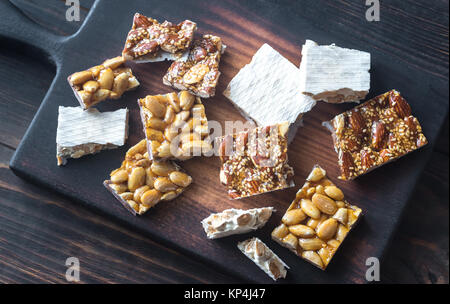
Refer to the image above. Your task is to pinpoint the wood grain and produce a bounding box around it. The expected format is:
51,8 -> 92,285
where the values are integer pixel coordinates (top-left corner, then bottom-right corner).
0,0 -> 447,283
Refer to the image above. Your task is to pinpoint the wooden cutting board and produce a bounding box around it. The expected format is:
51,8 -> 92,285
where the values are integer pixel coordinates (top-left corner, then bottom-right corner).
2,0 -> 448,283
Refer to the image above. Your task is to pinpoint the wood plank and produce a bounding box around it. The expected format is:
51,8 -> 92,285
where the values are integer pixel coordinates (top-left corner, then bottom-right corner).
381,151 -> 449,283
0,145 -> 241,283
0,0 -> 447,283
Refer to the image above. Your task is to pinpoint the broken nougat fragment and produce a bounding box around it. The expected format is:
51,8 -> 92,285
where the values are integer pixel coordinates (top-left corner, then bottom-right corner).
103,139 -> 192,215
322,90 -> 428,180
67,56 -> 140,109
163,35 -> 224,98
223,43 -> 316,142
271,165 -> 362,270
137,91 -> 212,161
299,40 -> 371,103
216,121 -> 294,199
56,106 -> 128,166
238,237 -> 289,281
201,207 -> 274,239
122,13 -> 197,62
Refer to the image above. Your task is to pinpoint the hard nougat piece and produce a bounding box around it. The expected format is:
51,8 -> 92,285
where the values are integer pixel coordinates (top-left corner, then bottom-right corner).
67,56 -> 140,109
223,43 -> 316,142
122,13 -> 197,62
299,40 -> 371,103
238,238 -> 289,281
323,90 -> 428,180
163,35 -> 224,98
271,165 -> 362,270
104,139 -> 192,215
201,207 -> 274,239
138,91 -> 212,161
217,122 -> 294,199
56,107 -> 128,166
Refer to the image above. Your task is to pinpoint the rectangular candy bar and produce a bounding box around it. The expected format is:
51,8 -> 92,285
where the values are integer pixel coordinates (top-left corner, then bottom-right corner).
299,40 -> 371,103
223,43 -> 316,142
201,207 -> 274,239
163,35 -> 224,98
137,91 -> 212,161
103,139 -> 192,215
238,237 -> 289,281
56,106 -> 128,166
271,165 -> 362,270
67,56 -> 140,109
122,13 -> 197,63
216,122 -> 295,199
323,90 -> 428,180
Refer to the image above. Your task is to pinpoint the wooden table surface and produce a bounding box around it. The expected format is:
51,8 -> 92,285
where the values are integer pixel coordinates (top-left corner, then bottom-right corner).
0,0 -> 448,283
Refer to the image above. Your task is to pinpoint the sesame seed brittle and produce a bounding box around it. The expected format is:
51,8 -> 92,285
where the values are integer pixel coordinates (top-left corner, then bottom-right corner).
122,13 -> 197,62
217,122 -> 295,200
323,90 -> 428,180
163,35 -> 224,98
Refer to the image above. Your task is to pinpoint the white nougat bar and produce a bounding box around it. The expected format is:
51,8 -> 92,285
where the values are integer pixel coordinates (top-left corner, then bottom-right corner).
56,106 -> 128,166
299,40 -> 371,103
223,43 -> 316,142
238,237 -> 289,281
201,207 -> 273,239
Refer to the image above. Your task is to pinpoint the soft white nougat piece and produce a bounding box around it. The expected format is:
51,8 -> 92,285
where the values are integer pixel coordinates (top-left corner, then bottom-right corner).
223,43 -> 316,142
238,238 -> 289,281
299,40 -> 371,103
56,106 -> 129,166
201,207 -> 273,239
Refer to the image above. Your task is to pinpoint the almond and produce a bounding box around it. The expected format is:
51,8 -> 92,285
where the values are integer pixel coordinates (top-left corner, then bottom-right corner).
371,121 -> 386,150
379,149 -> 392,162
389,91 -> 411,118
348,109 -> 365,134
360,149 -> 374,169
340,151 -> 354,180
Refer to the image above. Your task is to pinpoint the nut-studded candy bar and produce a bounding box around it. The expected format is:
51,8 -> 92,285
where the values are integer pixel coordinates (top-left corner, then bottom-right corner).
217,122 -> 294,199
238,238 -> 289,281
163,35 -> 224,98
104,139 -> 192,215
201,207 -> 274,239
138,91 -> 212,161
271,165 -> 362,270
323,90 -> 428,180
68,56 -> 140,109
122,13 -> 197,62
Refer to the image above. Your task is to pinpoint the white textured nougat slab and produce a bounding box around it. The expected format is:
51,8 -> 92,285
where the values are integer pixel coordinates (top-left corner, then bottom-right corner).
299,40 -> 371,103
223,43 -> 316,141
201,207 -> 273,239
56,106 -> 128,165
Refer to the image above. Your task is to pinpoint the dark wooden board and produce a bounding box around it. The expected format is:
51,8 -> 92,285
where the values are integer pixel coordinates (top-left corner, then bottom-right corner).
2,0 -> 448,283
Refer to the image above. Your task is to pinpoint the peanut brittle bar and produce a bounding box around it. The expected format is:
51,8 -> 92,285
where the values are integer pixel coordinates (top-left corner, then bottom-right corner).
104,139 -> 192,215
163,35 -> 224,98
67,56 -> 140,109
217,122 -> 294,199
323,90 -> 428,180
238,237 -> 289,281
138,91 -> 212,161
201,207 -> 274,239
271,165 -> 362,270
122,13 -> 196,62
